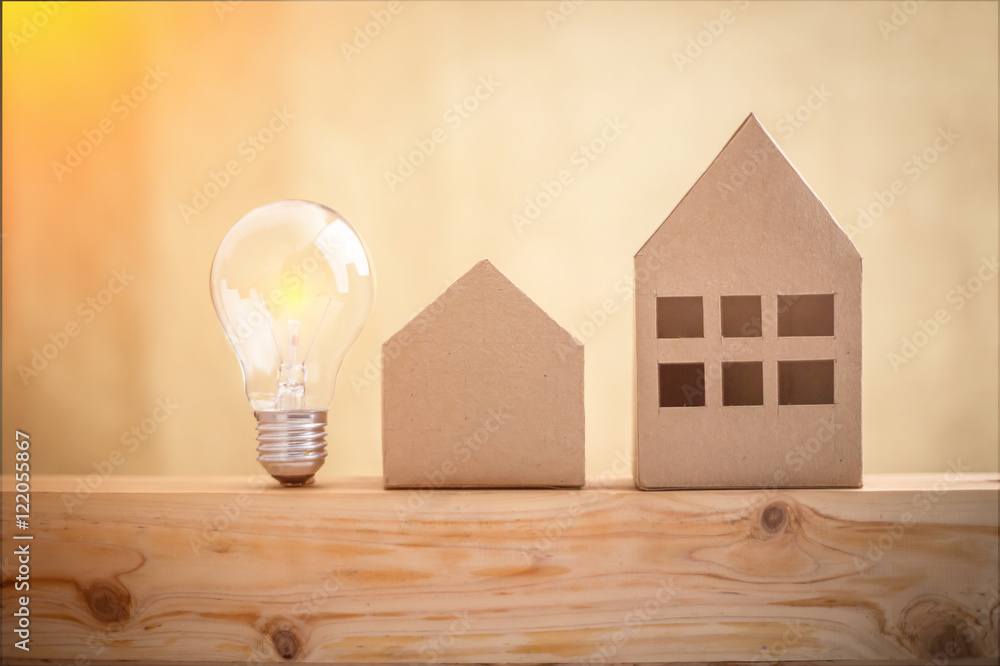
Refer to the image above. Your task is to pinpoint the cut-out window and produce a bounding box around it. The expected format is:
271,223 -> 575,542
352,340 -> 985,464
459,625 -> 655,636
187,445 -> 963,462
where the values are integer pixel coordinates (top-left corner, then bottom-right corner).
778,360 -> 834,405
722,361 -> 764,406
721,296 -> 762,337
777,294 -> 834,337
658,363 -> 705,407
656,297 -> 703,339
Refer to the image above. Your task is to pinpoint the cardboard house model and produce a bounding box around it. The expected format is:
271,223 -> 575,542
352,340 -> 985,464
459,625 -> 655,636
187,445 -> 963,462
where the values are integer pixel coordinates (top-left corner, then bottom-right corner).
634,113 -> 862,489
382,260 -> 584,488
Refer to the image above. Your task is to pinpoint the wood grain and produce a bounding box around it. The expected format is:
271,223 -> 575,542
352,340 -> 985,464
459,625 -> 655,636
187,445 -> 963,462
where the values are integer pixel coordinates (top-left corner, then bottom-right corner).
1,474 -> 997,664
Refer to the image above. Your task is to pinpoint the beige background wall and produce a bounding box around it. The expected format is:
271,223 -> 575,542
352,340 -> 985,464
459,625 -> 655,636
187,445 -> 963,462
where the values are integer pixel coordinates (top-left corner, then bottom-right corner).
3,1 -> 997,480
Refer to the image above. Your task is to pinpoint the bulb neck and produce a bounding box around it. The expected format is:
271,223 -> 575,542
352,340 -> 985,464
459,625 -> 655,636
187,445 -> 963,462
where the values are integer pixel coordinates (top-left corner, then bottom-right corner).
255,410 -> 328,486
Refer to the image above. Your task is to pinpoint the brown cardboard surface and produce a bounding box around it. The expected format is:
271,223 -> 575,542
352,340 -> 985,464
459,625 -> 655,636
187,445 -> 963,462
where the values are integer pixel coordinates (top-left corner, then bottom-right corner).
634,113 -> 862,489
382,260 -> 585,488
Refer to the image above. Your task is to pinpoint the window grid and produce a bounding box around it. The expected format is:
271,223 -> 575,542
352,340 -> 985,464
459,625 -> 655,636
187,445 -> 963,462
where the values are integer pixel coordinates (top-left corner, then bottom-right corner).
656,294 -> 835,407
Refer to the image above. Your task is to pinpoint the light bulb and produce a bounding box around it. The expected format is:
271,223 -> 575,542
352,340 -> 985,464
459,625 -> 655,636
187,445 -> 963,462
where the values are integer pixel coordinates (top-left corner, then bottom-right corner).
210,200 -> 375,486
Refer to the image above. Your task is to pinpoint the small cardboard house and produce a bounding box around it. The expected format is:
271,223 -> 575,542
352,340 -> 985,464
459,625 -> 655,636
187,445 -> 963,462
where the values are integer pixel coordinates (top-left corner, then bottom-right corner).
634,113 -> 862,489
382,260 -> 584,488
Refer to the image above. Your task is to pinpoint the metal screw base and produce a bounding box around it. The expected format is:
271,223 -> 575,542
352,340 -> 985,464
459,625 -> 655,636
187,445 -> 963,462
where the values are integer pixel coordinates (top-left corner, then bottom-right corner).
255,410 -> 328,487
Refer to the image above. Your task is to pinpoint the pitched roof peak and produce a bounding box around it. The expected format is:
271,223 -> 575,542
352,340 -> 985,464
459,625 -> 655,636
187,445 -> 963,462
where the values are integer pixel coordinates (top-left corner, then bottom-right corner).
635,112 -> 859,260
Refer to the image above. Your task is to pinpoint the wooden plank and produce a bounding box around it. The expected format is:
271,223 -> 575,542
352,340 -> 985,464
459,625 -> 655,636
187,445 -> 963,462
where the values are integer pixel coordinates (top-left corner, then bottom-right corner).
1,474 -> 997,664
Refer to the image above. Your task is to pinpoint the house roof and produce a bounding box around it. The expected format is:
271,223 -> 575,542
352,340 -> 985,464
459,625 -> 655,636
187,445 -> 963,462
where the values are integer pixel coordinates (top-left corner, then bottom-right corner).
386,259 -> 581,348
636,113 -> 859,261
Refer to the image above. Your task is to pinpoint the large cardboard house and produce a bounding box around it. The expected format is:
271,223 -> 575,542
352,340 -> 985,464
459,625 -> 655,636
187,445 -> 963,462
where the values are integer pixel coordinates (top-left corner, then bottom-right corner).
634,113 -> 862,489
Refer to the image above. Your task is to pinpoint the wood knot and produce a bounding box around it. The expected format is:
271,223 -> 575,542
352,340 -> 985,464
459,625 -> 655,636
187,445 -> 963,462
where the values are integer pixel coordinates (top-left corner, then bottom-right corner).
759,502 -> 788,535
928,625 -> 973,659
899,596 -> 989,659
84,581 -> 131,624
273,629 -> 300,660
